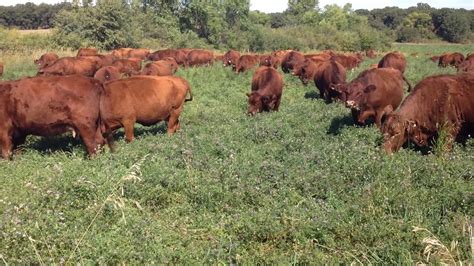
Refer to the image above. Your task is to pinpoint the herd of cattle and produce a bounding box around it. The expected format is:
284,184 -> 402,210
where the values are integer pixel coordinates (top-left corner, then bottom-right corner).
0,47 -> 473,159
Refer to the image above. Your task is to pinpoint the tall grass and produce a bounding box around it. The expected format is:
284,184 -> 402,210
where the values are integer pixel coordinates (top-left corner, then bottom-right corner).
0,43 -> 472,264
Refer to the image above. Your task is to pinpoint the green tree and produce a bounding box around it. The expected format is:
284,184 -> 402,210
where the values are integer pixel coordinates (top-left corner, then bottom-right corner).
287,0 -> 318,15
433,8 -> 470,42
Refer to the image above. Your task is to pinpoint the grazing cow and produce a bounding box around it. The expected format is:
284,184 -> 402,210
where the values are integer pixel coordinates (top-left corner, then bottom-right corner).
77,47 -> 98,57
281,51 -> 305,73
185,49 -> 214,67
0,75 -> 104,159
378,52 -> 407,73
438,52 -> 465,68
34,52 -> 59,69
111,58 -> 142,76
223,50 -> 240,67
235,55 -> 259,73
292,59 -> 323,86
148,49 -> 187,65
94,66 -> 121,83
331,68 -> 411,127
81,54 -> 115,69
457,55 -> 474,73
141,61 -> 174,76
366,50 -> 377,59
314,59 -> 347,103
247,66 -> 284,115
259,55 -> 280,69
382,73 -> 474,154
38,57 -> 99,77
100,76 -> 193,149
430,55 -> 440,62
331,54 -> 361,70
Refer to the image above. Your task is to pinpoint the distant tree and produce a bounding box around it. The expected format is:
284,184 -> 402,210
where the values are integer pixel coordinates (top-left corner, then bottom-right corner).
287,0 -> 318,15
432,8 -> 470,42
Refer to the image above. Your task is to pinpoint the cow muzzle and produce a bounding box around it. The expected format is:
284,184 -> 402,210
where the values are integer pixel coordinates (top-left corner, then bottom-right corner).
346,100 -> 358,109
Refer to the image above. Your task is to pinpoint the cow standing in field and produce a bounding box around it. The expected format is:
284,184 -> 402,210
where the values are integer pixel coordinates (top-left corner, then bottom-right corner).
378,52 -> 407,74
314,59 -> 347,103
330,68 -> 411,127
34,52 -> 59,69
77,47 -> 98,57
382,73 -> 474,154
0,75 -> 104,159
281,51 -> 305,73
100,76 -> 193,150
292,59 -> 324,86
247,66 -> 284,115
37,57 -> 99,77
223,50 -> 240,67
235,55 -> 260,73
438,52 -> 465,68
185,49 -> 214,67
148,49 -> 187,65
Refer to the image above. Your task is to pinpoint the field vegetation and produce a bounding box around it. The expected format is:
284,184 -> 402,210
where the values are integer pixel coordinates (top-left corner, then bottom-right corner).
0,43 -> 472,263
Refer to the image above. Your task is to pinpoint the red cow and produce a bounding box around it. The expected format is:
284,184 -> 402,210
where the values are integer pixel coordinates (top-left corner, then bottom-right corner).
378,52 -> 407,73
246,66 -> 284,115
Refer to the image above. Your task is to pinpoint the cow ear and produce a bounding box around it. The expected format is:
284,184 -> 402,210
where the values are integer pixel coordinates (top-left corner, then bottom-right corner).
364,84 -> 376,93
380,105 -> 393,125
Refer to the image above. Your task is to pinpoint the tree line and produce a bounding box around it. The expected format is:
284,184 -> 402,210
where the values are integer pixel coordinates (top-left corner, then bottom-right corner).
0,0 -> 472,51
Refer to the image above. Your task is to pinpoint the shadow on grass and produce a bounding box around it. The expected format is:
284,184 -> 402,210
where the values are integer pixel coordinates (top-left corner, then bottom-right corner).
24,123 -> 168,156
327,115 -> 355,135
304,91 -> 320,100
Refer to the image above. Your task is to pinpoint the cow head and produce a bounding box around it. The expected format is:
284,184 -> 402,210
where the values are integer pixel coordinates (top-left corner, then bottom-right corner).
246,92 -> 278,115
329,83 -> 348,102
381,110 -> 407,154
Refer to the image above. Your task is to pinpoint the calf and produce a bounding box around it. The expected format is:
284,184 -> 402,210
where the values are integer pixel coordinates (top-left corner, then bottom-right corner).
247,66 -> 284,115
100,76 -> 193,149
0,75 -> 104,159
382,73 -> 474,154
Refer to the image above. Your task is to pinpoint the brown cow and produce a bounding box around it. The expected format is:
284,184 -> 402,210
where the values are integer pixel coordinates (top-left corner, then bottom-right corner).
185,49 -> 214,67
100,76 -> 193,149
281,51 -> 305,73
111,48 -> 133,59
161,57 -> 179,73
0,75 -> 104,159
94,66 -> 121,83
235,55 -> 259,73
81,54 -> 115,69
38,57 -> 99,77
141,61 -> 174,76
259,55 -> 280,69
247,66 -> 284,115
457,55 -> 474,72
430,55 -> 440,62
223,50 -> 240,67
292,59 -> 323,86
34,52 -> 59,69
129,49 -> 150,60
148,49 -> 187,65
111,58 -> 142,76
331,68 -> 411,127
77,47 -> 98,57
365,50 -> 377,59
438,52 -> 465,68
314,59 -> 347,103
382,73 -> 474,154
331,54 -> 361,70
377,52 -> 407,73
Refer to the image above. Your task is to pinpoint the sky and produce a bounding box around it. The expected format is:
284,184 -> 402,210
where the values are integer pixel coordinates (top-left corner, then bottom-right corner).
1,0 -> 473,10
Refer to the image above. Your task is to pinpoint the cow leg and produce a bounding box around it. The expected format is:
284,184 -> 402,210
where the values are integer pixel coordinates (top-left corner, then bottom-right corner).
273,96 -> 282,111
375,110 -> 386,129
167,107 -> 183,134
75,125 -> 99,157
0,134 -> 13,160
12,133 -> 26,154
123,118 -> 136,142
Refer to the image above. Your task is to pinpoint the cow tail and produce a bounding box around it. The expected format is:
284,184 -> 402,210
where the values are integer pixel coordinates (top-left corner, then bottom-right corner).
402,75 -> 412,92
185,81 -> 193,102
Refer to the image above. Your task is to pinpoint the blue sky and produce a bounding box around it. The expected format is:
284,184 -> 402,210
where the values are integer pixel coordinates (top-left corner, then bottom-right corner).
2,0 -> 473,10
